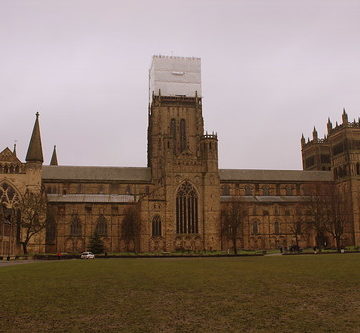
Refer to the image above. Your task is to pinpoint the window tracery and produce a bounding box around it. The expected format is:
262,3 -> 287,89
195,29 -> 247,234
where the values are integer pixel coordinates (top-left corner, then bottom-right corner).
176,181 -> 198,234
0,182 -> 20,208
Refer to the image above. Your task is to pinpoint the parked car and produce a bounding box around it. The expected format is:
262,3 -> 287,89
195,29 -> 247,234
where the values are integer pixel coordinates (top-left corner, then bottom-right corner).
80,252 -> 95,259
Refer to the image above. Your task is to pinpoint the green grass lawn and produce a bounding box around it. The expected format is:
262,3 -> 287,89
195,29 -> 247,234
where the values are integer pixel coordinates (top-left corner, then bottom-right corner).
1,255 -> 360,333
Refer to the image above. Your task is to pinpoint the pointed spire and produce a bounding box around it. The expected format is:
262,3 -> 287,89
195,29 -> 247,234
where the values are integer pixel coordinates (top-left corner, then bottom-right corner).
25,112 -> 43,163
13,143 -> 17,157
342,107 -> 348,124
312,126 -> 318,141
301,133 -> 305,146
327,117 -> 332,133
50,145 -> 58,166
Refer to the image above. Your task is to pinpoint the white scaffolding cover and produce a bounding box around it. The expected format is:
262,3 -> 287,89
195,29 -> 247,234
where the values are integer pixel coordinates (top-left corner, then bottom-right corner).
149,55 -> 201,102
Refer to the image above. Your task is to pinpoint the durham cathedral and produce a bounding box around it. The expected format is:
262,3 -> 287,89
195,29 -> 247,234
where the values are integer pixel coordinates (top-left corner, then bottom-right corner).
1,55 -> 360,256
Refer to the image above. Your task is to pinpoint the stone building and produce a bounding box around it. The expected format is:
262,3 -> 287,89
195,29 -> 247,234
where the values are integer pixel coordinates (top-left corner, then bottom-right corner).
1,55 -> 360,255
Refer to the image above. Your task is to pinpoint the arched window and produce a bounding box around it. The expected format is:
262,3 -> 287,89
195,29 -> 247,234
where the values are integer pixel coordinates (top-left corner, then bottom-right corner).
222,185 -> 230,196
152,215 -> 161,237
96,214 -> 107,236
70,214 -> 82,236
274,221 -> 280,234
245,185 -> 253,196
285,186 -> 293,196
262,186 -> 270,196
176,181 -> 198,234
252,221 -> 259,235
180,119 -> 186,152
0,182 -> 20,208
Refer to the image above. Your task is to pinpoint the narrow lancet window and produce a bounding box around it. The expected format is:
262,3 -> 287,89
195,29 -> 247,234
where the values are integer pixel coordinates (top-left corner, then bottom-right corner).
152,215 -> 161,237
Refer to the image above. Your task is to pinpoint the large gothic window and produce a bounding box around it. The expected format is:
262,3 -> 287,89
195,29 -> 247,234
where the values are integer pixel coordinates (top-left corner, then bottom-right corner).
70,214 -> 82,236
0,182 -> 20,208
152,215 -> 161,237
180,119 -> 186,152
96,214 -> 108,236
176,182 -> 198,234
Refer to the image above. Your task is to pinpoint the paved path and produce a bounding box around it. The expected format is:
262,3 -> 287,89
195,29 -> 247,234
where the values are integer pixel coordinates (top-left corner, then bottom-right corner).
0,260 -> 46,267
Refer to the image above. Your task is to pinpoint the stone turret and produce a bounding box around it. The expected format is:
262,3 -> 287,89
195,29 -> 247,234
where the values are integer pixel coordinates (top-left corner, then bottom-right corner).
200,132 -> 218,171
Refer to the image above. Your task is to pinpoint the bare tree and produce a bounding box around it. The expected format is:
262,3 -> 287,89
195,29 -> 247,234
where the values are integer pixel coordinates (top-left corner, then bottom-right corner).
17,190 -> 47,254
221,200 -> 247,255
323,186 -> 351,252
288,204 -> 310,250
121,205 -> 141,252
306,184 -> 329,249
306,183 -> 351,251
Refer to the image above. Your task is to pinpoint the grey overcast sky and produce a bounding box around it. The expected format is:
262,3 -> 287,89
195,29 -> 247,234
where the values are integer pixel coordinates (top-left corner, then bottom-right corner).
1,0 -> 360,169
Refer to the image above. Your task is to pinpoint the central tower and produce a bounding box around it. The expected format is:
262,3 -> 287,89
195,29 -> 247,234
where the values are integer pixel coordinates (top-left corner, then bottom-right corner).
143,55 -> 220,251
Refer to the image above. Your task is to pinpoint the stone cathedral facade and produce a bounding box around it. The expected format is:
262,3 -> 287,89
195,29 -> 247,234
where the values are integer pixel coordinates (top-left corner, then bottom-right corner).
1,55 -> 360,255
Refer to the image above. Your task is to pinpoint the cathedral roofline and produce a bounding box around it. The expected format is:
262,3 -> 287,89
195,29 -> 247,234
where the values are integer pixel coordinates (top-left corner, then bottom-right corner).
219,169 -> 333,182
42,166 -> 151,182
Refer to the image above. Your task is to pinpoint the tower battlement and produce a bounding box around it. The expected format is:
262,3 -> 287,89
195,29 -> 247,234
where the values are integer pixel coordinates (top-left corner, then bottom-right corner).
301,109 -> 360,173
302,109 -> 360,148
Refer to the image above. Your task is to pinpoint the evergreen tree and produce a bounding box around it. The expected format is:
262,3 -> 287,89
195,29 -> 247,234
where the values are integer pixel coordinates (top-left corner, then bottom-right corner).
88,232 -> 104,254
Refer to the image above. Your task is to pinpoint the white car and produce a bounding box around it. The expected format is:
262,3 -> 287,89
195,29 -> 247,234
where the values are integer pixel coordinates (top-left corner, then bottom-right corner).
80,252 -> 95,259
